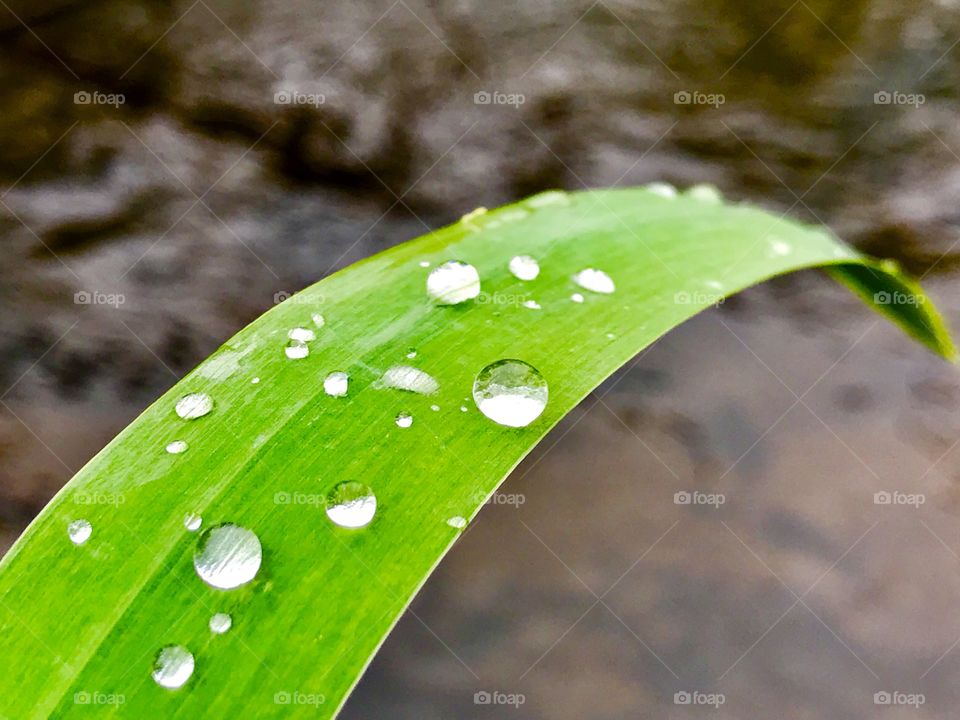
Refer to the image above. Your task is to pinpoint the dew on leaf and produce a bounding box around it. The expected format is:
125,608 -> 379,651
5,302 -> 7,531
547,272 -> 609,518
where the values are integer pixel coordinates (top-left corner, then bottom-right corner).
427,261 -> 481,305
522,299 -> 541,310
152,645 -> 194,690
380,365 -> 439,394
311,313 -> 325,328
68,519 -> 92,545
571,293 -> 585,303
473,359 -> 548,428
166,440 -> 188,455
326,482 -> 377,529
572,268 -> 615,294
175,393 -> 213,420
184,513 -> 202,532
209,613 -> 232,635
288,327 -> 315,342
324,371 -> 349,397
447,516 -> 467,529
509,255 -> 540,281
645,181 -> 678,198
526,190 -> 570,207
285,340 -> 309,359
193,523 -> 263,590
395,412 -> 413,428
686,183 -> 723,203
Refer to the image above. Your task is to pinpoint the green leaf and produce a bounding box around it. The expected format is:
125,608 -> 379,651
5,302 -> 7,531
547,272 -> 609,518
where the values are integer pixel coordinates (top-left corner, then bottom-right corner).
0,186 -> 953,718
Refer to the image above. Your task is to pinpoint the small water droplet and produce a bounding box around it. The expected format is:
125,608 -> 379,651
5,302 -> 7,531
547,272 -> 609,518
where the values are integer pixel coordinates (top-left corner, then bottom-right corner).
175,393 -> 213,420
527,190 -> 570,208
251,377 -> 260,384
193,523 -> 263,590
166,440 -> 188,455
431,404 -> 440,412
312,313 -> 325,328
473,359 -> 548,428
460,405 -> 468,412
285,340 -> 309,359
324,371 -> 349,397
572,268 -> 615,294
395,412 -> 413,428
427,261 -> 481,305
419,260 -> 431,268
380,365 -> 439,394
184,513 -> 202,532
606,332 -> 616,340
326,482 -> 377,528
571,293 -> 585,303
406,348 -> 417,359
522,300 -> 541,310
152,645 -> 194,690
705,280 -> 723,290
508,255 -> 540,281
209,613 -> 232,635
447,516 -> 467,529
460,207 -> 488,229
68,519 -> 92,545
769,239 -> 791,257
686,184 -> 723,203
499,207 -> 530,223
645,182 -> 678,198
288,327 -> 316,342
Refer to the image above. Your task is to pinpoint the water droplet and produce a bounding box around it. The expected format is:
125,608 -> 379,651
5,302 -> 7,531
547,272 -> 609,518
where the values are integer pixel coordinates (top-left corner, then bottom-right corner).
380,365 -> 439,394
166,440 -> 188,455
430,404 -> 440,412
324,371 -> 349,397
68,519 -> 92,545
427,261 -> 481,305
209,613 -> 232,635
606,332 -> 617,340
406,348 -> 417,359
460,207 -> 488,229
686,184 -> 723,203
285,339 -> 309,359
326,482 -> 377,529
419,260 -> 430,268
472,359 -> 548,428
251,377 -> 260,384
571,293 -> 585,303
184,513 -> 202,532
499,207 -> 530,223
769,239 -> 791,257
573,268 -> 615,294
152,645 -> 194,690
395,412 -> 413,428
645,181 -> 678,198
193,523 -> 263,590
312,313 -> 325,328
522,299 -> 541,310
526,190 -> 570,207
447,516 -> 467,529
288,327 -> 316,342
705,280 -> 723,290
509,255 -> 540,281
176,393 -> 213,420
460,405 -> 468,412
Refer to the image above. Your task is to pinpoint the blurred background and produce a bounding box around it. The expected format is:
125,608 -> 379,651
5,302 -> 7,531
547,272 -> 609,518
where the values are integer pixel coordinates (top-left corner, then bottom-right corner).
3,0 -> 960,717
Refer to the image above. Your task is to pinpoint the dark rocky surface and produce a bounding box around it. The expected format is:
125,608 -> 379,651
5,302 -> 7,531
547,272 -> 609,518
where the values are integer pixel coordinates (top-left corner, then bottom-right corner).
3,0 -> 960,716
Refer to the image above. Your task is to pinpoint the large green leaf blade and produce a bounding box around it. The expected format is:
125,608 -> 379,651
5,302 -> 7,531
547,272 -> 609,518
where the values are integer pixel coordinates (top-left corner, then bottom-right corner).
0,187 -> 953,718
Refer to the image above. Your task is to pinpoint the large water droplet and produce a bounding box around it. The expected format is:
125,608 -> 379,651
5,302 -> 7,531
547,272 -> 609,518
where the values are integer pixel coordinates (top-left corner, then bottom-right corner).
68,519 -> 92,545
427,261 -> 481,305
184,513 -> 202,532
326,482 -> 377,528
166,440 -> 188,455
645,182 -> 678,198
209,613 -> 232,635
324,371 -> 349,397
175,393 -> 213,420
509,255 -> 540,281
395,412 -> 413,428
152,645 -> 194,690
380,365 -> 439,394
572,268 -> 615,294
288,327 -> 316,342
472,359 -> 548,428
193,523 -> 263,590
285,340 -> 309,359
